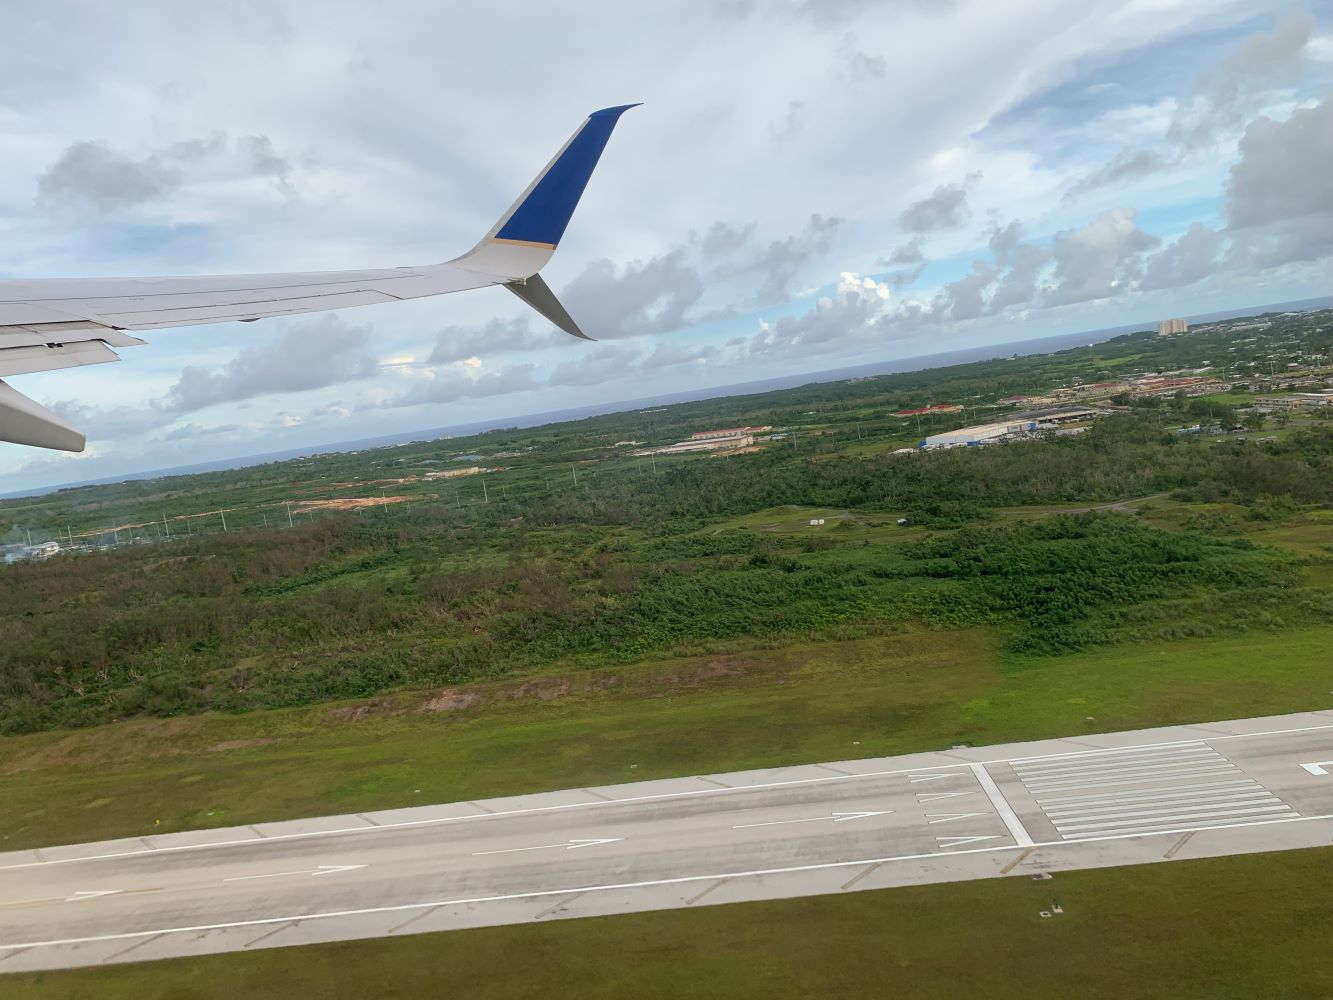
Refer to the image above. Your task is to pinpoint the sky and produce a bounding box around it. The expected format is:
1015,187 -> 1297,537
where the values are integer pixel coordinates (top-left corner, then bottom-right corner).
2,0 -> 1333,491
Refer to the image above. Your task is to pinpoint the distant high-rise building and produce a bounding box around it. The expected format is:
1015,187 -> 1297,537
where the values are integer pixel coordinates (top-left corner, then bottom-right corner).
1157,318 -> 1188,336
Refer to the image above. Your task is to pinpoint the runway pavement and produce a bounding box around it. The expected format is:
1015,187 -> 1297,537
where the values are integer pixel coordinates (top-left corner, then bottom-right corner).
2,709 -> 1332,972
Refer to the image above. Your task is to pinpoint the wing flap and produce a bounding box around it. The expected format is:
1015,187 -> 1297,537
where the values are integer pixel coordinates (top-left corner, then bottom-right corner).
0,340 -> 124,378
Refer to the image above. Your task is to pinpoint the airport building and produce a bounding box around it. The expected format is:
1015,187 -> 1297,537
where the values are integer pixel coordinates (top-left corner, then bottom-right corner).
1254,393 -> 1333,411
919,420 -> 1037,450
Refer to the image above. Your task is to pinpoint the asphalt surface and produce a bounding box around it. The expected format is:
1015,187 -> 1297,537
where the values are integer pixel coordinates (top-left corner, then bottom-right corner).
2,709 -> 1332,972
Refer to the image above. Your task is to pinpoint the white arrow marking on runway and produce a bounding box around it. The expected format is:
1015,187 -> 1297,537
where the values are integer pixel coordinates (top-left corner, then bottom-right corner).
936,835 -> 1003,849
1300,761 -> 1333,776
926,812 -> 990,825
472,838 -> 625,857
916,791 -> 976,802
732,811 -> 891,830
223,864 -> 367,883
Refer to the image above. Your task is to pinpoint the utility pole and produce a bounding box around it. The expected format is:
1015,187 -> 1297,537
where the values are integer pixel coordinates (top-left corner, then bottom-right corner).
571,464 -> 579,488
262,513 -> 268,529
25,528 -> 32,545
651,451 -> 657,474
163,512 -> 170,538
220,510 -> 228,533
286,502 -> 294,528
381,487 -> 388,513
482,478 -> 489,503
66,525 -> 73,544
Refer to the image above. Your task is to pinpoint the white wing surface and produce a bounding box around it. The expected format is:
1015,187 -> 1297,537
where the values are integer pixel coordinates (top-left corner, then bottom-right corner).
0,104 -> 639,452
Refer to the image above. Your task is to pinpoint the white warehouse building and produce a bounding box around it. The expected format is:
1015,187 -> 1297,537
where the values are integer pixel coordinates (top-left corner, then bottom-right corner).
920,420 -> 1037,450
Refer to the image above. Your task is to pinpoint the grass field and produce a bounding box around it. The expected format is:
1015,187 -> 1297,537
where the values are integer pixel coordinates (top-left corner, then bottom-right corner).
2,624 -> 1329,851
8,846 -> 1332,999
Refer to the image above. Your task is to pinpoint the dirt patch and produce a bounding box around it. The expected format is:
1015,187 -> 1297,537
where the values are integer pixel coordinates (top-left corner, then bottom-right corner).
207,738 -> 277,752
590,673 -> 621,690
692,656 -> 750,682
505,679 -> 571,702
418,690 -> 480,714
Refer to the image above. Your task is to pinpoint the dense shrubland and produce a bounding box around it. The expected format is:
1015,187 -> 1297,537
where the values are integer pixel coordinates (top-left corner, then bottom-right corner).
3,423 -> 1325,733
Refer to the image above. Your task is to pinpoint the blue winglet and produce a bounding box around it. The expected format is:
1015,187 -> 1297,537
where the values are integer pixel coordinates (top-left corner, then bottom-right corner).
494,104 -> 639,249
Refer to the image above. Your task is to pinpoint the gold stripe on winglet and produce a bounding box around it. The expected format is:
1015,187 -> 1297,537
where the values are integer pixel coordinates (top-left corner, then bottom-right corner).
491,237 -> 558,250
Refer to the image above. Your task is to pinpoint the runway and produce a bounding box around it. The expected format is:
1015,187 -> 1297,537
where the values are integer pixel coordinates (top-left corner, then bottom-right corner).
2,709 -> 1332,972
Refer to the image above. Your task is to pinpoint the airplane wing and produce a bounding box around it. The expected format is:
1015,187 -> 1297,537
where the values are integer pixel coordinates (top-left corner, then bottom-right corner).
0,104 -> 639,452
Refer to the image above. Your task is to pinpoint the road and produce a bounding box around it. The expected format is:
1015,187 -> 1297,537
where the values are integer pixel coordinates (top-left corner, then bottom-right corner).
2,709 -> 1332,972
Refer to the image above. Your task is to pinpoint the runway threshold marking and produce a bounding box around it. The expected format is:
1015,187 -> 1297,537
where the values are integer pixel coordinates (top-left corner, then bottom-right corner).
222,865 -> 366,883
5,722 -> 1329,875
936,835 -> 1004,849
472,838 -> 624,857
5,813 -> 1333,955
1300,761 -> 1333,776
969,764 -> 1035,847
926,813 -> 989,825
732,811 -> 890,830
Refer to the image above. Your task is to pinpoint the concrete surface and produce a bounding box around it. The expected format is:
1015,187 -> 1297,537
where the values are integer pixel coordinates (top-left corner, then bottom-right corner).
1,710 -> 1331,972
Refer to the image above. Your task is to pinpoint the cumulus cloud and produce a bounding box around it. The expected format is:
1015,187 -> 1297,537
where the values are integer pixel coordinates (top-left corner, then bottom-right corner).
1044,208 -> 1159,306
1140,222 -> 1225,291
562,250 -> 706,339
986,220 -> 1048,312
164,314 -> 378,414
36,132 -> 296,211
36,142 -> 180,210
747,214 -> 842,303
546,340 -> 717,389
736,272 -> 898,361
380,362 -> 540,409
938,260 -> 998,321
427,315 -> 549,366
898,174 -> 979,233
1225,95 -> 1333,268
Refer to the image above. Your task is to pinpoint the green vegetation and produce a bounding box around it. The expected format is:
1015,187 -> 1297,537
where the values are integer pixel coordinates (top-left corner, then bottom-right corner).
9,847 -> 1333,999
0,306 -> 1329,834
2,625 -> 1329,850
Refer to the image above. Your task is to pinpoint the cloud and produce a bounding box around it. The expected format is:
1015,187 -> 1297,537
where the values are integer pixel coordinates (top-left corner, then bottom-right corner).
1044,208 -> 1159,306
545,340 -> 718,389
938,260 -> 998,321
1224,94 -> 1333,268
736,271 -> 899,361
770,100 -> 807,143
747,214 -> 842,303
1174,11 -> 1315,145
36,142 -> 180,210
35,133 -> 296,211
986,220 -> 1048,312
898,174 -> 979,233
427,315 -> 549,365
380,362 -> 540,409
1067,14 -> 1315,200
164,314 -> 379,414
1140,222 -> 1225,291
697,220 -> 757,259
561,250 -> 706,339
